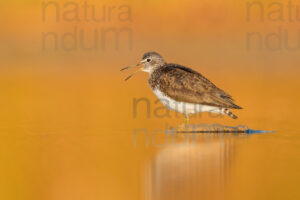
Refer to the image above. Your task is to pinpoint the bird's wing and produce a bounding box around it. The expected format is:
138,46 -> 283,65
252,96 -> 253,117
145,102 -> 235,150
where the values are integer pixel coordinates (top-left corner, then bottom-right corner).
156,64 -> 242,109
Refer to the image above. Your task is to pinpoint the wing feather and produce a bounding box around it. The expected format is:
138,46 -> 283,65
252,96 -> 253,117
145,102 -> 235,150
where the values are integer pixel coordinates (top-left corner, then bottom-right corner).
153,64 -> 242,109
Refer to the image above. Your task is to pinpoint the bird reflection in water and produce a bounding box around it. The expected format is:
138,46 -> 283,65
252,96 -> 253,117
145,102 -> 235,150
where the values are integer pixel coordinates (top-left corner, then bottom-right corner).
143,133 -> 245,200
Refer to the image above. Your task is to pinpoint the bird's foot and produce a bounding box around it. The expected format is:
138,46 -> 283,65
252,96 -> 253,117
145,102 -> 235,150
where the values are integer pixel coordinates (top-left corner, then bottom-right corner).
176,123 -> 187,132
174,123 -> 194,133
174,123 -> 202,133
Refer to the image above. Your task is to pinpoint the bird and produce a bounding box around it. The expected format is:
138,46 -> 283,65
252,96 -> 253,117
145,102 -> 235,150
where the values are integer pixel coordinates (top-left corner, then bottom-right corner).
121,51 -> 242,124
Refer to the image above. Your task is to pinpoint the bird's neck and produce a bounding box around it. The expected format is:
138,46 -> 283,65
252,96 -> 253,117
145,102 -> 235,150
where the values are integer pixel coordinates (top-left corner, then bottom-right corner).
148,64 -> 165,75
148,65 -> 166,90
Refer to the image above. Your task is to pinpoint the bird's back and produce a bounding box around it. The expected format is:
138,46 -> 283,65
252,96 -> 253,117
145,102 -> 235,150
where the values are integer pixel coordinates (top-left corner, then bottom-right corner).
149,63 -> 242,109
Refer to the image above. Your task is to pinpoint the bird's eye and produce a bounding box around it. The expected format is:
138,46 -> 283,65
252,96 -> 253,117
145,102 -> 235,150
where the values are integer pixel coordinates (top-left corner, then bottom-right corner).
147,58 -> 151,62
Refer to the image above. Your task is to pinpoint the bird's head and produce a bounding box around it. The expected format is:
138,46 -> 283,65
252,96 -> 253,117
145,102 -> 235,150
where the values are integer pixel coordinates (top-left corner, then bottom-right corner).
140,52 -> 166,73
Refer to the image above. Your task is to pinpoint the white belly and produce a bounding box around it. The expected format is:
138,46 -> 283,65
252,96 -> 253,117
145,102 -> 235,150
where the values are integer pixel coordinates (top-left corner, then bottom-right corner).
153,89 -> 222,115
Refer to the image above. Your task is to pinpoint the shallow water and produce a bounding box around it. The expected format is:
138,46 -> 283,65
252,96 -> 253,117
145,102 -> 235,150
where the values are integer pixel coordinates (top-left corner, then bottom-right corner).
0,118 -> 298,200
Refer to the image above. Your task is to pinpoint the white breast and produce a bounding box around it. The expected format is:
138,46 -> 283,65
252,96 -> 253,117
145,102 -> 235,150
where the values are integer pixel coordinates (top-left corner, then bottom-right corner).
153,89 -> 222,115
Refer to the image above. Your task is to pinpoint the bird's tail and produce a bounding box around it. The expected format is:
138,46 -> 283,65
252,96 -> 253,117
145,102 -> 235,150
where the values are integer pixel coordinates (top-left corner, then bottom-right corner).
223,108 -> 238,119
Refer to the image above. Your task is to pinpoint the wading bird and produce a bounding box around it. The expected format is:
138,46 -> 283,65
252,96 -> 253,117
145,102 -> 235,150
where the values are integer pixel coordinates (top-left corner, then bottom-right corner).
121,52 -> 242,124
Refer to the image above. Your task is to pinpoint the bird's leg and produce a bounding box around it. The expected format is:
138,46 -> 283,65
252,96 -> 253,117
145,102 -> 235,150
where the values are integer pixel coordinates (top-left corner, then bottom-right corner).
176,113 -> 190,132
184,113 -> 190,125
175,113 -> 190,132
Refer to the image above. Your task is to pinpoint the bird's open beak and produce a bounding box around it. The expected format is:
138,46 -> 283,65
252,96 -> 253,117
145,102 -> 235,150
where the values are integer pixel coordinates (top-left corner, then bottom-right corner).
124,67 -> 142,81
120,59 -> 147,71
121,60 -> 147,81
120,63 -> 140,71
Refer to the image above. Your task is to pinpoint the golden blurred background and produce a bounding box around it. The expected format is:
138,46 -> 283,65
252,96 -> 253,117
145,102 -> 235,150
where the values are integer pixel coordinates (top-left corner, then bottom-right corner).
0,0 -> 299,199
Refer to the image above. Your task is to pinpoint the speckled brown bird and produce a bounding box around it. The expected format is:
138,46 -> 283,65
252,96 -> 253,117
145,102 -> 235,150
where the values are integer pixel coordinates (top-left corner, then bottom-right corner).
121,51 -> 242,124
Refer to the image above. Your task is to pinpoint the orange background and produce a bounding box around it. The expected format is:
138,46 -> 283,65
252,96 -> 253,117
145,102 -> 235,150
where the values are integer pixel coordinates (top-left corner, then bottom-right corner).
0,0 -> 299,200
